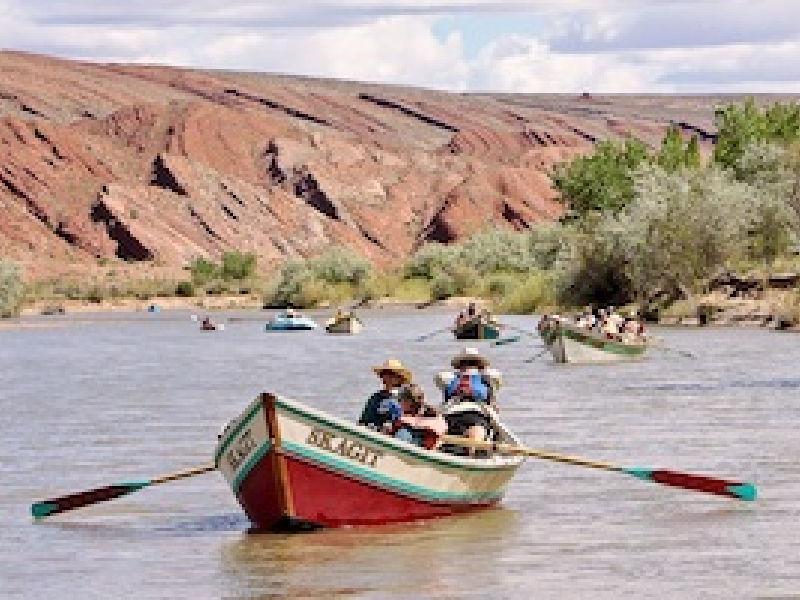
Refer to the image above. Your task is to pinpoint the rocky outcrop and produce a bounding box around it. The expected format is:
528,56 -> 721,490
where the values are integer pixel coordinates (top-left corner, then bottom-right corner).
0,51 -> 756,280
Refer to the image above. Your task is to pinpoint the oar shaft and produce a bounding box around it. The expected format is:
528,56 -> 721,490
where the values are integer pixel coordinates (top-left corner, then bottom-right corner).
440,435 -> 617,471
439,435 -> 756,501
151,463 -> 216,484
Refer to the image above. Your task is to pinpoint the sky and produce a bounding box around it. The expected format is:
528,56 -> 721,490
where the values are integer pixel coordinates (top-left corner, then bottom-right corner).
1,0 -> 800,93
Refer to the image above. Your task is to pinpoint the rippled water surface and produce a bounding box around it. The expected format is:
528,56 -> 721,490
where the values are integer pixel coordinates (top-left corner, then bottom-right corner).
1,310 -> 799,599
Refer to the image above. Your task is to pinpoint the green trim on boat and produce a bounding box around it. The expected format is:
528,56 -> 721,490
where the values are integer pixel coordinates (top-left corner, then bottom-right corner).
560,327 -> 646,356
726,483 -> 757,501
282,440 -> 505,504
215,401 -> 263,464
231,440 -> 272,494
276,399 -> 518,473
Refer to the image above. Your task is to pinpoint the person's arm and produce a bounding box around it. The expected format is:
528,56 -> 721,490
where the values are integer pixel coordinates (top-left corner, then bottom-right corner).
358,393 -> 378,425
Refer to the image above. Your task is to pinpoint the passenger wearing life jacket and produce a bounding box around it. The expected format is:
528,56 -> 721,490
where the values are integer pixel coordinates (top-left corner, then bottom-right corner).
389,384 -> 447,450
435,348 -> 502,454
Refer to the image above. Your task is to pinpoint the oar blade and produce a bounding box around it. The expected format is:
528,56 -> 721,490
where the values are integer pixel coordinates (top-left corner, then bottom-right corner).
625,468 -> 757,501
31,480 -> 150,519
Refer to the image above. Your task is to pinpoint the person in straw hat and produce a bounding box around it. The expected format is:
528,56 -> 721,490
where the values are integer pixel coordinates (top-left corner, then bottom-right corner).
435,348 -> 502,453
358,358 -> 413,431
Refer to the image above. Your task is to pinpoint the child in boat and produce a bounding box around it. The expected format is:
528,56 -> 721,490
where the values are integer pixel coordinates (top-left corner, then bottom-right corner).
390,384 -> 447,449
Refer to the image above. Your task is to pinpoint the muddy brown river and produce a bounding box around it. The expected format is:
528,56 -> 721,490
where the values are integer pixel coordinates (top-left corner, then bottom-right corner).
1,310 -> 798,598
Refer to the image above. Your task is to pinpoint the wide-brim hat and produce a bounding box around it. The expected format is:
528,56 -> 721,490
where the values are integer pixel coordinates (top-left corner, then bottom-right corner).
451,347 -> 489,369
372,359 -> 412,384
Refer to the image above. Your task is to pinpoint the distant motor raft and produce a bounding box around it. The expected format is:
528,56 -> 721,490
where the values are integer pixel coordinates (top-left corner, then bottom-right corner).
265,308 -> 318,331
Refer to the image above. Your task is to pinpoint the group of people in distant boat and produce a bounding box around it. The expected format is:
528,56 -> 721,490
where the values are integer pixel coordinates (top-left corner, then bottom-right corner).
358,347 -> 502,455
539,307 -> 647,343
454,302 -> 496,329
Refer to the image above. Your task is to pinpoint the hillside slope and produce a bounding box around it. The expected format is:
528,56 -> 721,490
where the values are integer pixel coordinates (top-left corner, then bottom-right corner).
0,51 -> 785,280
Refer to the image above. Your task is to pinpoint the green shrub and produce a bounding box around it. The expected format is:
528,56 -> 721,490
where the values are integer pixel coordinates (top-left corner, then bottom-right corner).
715,98 -> 800,172
658,126 -> 701,172
310,247 -> 371,285
190,257 -> 218,285
458,230 -> 537,274
264,247 -> 371,307
552,138 -> 650,216
405,243 -> 459,279
430,267 -> 474,300
175,280 -> 195,297
497,272 -> 556,314
221,251 -> 257,281
0,259 -> 24,317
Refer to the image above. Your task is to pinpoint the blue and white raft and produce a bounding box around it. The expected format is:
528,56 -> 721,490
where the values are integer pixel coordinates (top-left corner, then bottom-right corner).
265,310 -> 318,331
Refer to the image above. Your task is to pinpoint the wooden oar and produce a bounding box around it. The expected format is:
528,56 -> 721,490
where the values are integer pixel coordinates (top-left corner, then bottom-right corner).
523,347 -> 549,363
415,326 -> 453,342
31,463 -> 216,519
652,345 -> 697,359
501,324 -> 538,339
440,436 -> 757,502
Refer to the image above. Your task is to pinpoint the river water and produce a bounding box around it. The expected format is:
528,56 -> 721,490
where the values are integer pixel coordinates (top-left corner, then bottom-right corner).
1,310 -> 798,599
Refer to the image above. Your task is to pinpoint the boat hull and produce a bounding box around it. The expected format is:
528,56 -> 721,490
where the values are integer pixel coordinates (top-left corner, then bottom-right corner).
215,394 -> 523,529
541,323 -> 647,364
265,316 -> 317,331
454,319 -> 500,340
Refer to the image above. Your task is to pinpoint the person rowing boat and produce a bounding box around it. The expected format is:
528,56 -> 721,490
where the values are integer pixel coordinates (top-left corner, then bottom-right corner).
436,348 -> 502,455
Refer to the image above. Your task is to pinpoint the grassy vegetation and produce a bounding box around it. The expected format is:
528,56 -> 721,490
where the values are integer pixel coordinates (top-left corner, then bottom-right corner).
17,99 -> 800,323
24,252 -> 265,308
0,259 -> 24,317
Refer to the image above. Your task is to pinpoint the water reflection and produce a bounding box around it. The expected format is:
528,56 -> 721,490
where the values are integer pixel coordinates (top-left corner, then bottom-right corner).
221,509 -> 520,598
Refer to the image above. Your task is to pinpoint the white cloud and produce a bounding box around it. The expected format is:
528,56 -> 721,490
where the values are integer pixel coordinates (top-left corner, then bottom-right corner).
1,0 -> 799,93
468,36 -> 660,93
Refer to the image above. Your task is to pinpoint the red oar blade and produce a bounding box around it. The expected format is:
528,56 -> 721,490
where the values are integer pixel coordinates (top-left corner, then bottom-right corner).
32,481 -> 150,519
626,468 -> 757,501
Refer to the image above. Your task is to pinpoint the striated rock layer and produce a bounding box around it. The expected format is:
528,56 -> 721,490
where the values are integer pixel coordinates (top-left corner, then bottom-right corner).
1,51 -> 791,280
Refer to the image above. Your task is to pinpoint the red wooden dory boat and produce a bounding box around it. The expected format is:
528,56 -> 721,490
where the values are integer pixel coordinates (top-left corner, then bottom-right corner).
214,393 -> 524,530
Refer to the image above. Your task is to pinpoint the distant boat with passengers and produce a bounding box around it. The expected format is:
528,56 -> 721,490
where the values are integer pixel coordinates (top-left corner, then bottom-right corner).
538,310 -> 648,364
325,309 -> 363,334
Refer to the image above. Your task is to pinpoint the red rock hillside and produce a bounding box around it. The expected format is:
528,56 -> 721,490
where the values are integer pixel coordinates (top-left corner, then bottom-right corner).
0,51 -> 776,280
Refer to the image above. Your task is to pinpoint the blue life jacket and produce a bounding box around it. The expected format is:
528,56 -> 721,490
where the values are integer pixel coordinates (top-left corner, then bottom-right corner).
445,371 -> 490,403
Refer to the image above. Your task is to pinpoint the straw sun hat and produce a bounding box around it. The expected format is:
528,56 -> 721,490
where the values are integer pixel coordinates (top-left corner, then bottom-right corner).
451,347 -> 489,369
372,358 -> 413,384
